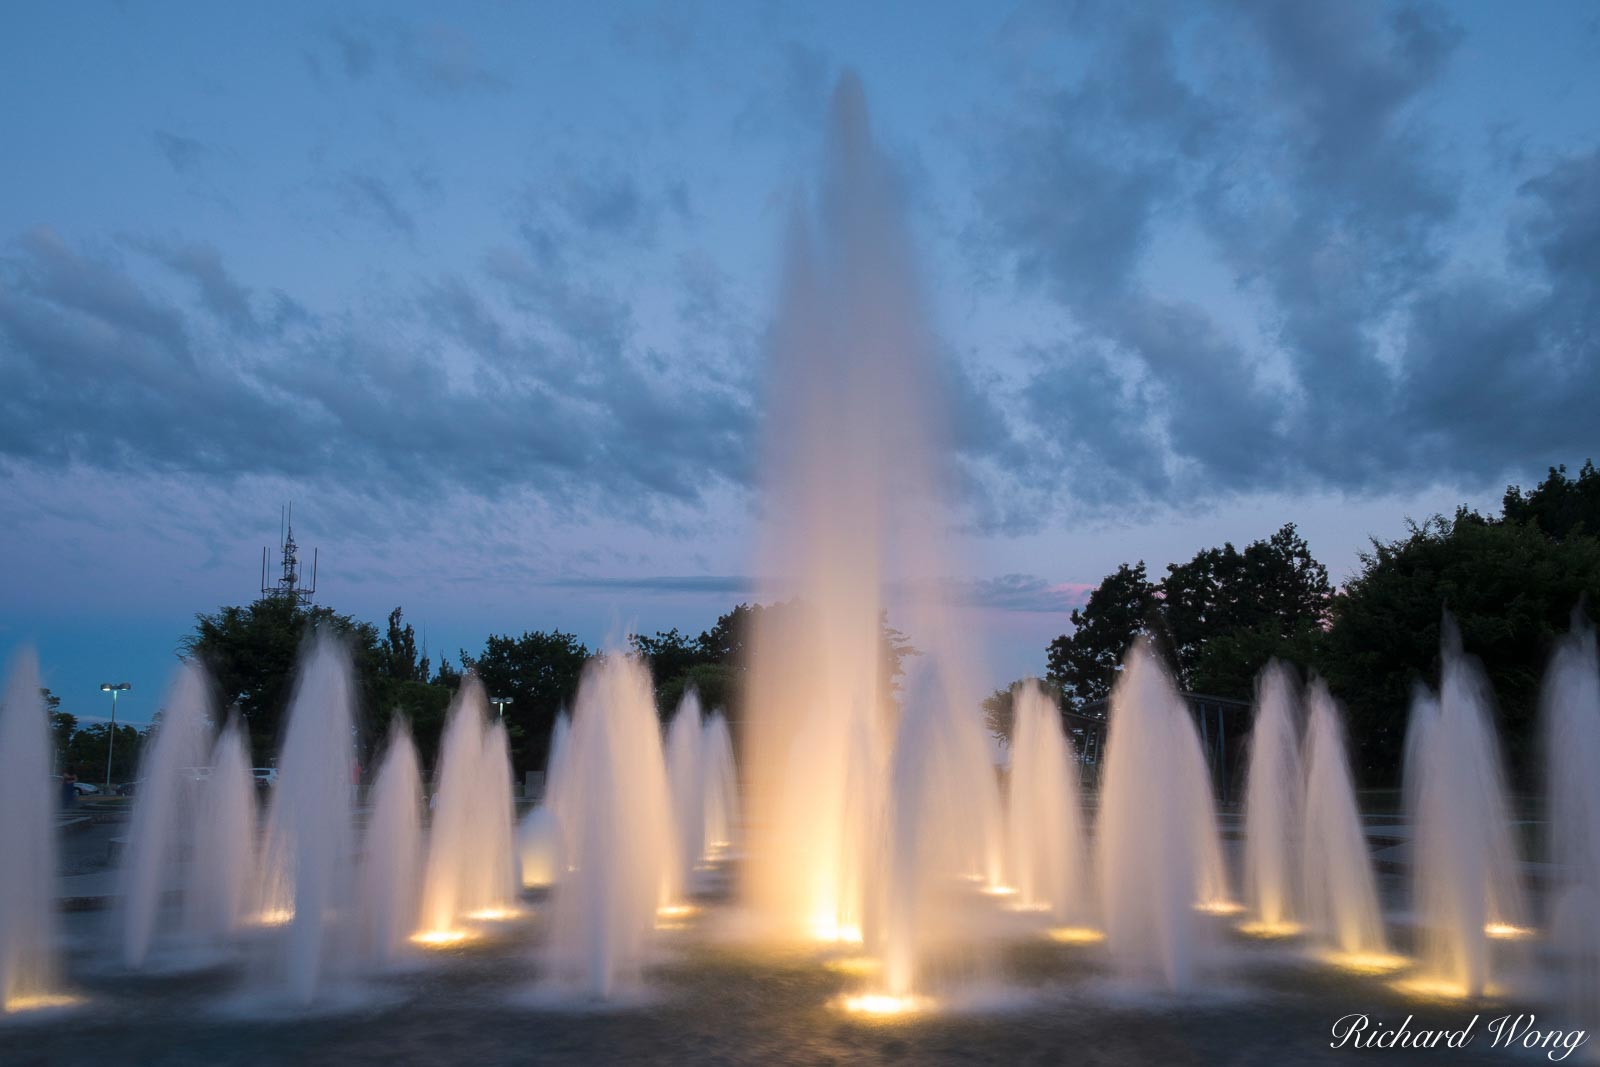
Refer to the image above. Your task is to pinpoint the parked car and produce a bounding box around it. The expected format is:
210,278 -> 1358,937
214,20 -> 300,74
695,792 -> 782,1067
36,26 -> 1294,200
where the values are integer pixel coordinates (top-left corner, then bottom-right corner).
115,781 -> 141,797
71,781 -> 99,796
252,767 -> 278,788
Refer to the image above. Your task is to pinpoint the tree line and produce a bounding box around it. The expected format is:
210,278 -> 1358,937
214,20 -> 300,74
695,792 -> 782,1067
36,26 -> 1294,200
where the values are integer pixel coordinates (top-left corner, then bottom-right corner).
93,460 -> 1598,789
1025,461 -> 1600,787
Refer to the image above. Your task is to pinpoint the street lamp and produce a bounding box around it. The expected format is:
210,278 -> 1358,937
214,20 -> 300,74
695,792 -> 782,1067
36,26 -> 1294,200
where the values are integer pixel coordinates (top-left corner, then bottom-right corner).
99,682 -> 131,789
490,695 -> 513,720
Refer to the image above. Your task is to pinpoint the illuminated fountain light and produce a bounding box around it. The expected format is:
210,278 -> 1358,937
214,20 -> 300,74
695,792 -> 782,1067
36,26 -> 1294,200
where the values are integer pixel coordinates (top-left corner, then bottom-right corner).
409,929 -> 472,948
979,885 -> 1018,899
464,908 -> 522,923
838,993 -> 930,1018
1484,923 -> 1534,941
1315,949 -> 1412,975
1237,920 -> 1304,939
1046,927 -> 1107,945
1195,900 -> 1246,916
2,993 -> 84,1014
1391,975 -> 1505,1002
810,917 -> 864,945
250,908 -> 295,928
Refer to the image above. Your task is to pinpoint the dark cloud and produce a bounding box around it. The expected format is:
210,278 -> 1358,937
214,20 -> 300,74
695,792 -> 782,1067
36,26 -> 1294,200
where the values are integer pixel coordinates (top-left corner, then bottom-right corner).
315,18 -> 507,96
339,172 -> 416,237
0,226 -> 753,518
152,131 -> 208,175
976,1 -> 1599,517
541,575 -> 753,596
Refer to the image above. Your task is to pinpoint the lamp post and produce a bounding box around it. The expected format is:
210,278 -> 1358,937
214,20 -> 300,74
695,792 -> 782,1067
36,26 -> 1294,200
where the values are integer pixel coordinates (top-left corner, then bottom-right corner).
490,695 -> 513,720
99,682 -> 131,789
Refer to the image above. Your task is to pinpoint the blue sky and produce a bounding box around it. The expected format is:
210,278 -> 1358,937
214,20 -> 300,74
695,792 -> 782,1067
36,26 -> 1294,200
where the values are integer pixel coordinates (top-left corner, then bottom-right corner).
2,1 -> 1597,724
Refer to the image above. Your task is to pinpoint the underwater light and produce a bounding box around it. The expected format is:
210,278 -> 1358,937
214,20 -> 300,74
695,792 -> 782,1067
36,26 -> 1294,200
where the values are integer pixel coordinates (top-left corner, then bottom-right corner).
1046,927 -> 1107,944
825,956 -> 883,976
1316,950 -> 1411,975
464,908 -> 521,922
1484,923 -> 1533,940
1237,920 -> 1303,939
250,908 -> 295,927
3,993 -> 83,1013
1194,900 -> 1246,916
410,929 -> 472,947
1391,976 -> 1501,1001
839,993 -> 927,1017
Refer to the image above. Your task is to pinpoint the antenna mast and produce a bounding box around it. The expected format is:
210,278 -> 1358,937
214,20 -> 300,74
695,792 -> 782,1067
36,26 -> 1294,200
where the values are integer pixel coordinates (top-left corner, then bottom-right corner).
262,504 -> 318,605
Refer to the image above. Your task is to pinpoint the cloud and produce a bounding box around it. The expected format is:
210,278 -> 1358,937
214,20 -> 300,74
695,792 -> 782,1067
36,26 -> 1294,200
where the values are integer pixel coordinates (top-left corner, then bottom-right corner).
0,226 -> 755,519
314,18 -> 507,96
152,131 -> 209,175
339,172 -> 416,237
540,575 -> 753,596
975,1 -> 1600,515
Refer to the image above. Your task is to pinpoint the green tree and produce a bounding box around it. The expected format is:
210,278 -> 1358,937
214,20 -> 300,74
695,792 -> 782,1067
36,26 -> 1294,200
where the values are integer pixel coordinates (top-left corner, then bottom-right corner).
1163,523 -> 1331,696
381,607 -> 426,683
1503,460 -> 1600,541
183,595 -> 385,762
65,721 -> 143,785
1323,509 -> 1600,786
468,630 -> 591,772
42,688 -> 75,759
1046,562 -> 1161,711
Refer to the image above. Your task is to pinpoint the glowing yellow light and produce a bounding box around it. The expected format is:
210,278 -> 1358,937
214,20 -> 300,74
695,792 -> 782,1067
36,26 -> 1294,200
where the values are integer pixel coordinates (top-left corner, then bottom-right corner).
520,876 -> 552,889
410,929 -> 471,947
656,905 -> 696,919
464,908 -> 520,922
1194,900 -> 1245,916
1237,920 -> 1303,939
251,908 -> 295,927
1485,923 -> 1533,940
1315,950 -> 1411,975
1046,926 -> 1107,944
3,993 -> 83,1013
980,885 -> 1018,898
825,956 -> 883,976
839,993 -> 927,1017
1390,976 -> 1502,1001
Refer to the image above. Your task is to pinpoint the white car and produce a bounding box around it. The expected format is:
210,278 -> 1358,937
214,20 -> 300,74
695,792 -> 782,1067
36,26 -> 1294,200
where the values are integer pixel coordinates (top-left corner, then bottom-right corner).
71,781 -> 99,796
253,768 -> 278,787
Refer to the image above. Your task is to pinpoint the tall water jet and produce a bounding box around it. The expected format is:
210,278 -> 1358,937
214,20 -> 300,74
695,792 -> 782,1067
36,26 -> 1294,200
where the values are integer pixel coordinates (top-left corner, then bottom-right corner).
356,718 -> 422,963
1404,622 -> 1527,997
542,653 -> 673,999
665,691 -> 705,898
1242,662 -> 1303,934
187,715 -> 256,945
120,661 -> 216,969
256,635 -> 358,1004
744,72 -> 980,950
1097,641 -> 1226,989
1544,614 -> 1600,1031
419,679 -> 515,935
0,650 -> 62,1013
477,719 -> 519,916
1300,680 -> 1389,960
701,712 -> 740,857
882,668 -> 1006,998
518,714 -> 570,890
1007,680 -> 1091,926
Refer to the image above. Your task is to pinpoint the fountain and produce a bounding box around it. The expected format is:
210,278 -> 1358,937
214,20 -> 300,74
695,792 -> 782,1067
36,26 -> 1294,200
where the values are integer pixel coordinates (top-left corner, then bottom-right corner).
0,650 -> 64,1014
1006,680 -> 1092,927
355,718 -> 423,963
1545,614 -> 1600,1031
742,67 -> 981,978
882,667 -> 1006,998
188,715 -> 256,946
120,662 -> 254,968
541,652 -> 674,998
517,713 -> 570,890
701,712 -> 740,858
665,691 -> 705,899
1096,640 -> 1227,989
1241,662 -> 1303,936
419,679 -> 517,938
1403,620 -> 1528,998
1300,679 -> 1391,964
255,635 -> 358,1004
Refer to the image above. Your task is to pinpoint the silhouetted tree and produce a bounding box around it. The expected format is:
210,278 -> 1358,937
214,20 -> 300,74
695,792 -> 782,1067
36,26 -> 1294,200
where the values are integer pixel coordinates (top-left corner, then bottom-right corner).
1045,562 -> 1161,711
1503,460 -> 1600,541
468,630 -> 591,772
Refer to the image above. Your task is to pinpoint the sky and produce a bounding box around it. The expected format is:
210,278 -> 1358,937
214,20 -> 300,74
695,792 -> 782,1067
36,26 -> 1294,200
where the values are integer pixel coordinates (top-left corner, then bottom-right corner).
2,1 -> 1597,725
